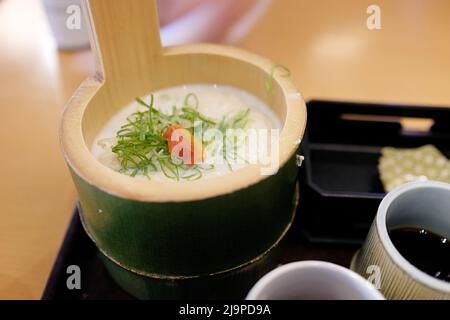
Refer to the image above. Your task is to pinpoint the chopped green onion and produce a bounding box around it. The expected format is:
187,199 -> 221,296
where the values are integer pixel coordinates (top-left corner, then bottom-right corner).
109,93 -> 251,180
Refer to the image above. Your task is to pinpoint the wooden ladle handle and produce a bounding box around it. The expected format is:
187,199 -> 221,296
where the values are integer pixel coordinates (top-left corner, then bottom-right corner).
82,0 -> 162,83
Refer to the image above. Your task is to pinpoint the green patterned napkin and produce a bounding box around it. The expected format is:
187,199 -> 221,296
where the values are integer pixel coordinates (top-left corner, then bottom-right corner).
379,145 -> 450,192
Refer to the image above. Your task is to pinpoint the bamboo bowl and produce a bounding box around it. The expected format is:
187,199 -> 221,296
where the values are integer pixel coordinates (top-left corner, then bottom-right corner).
60,0 -> 306,298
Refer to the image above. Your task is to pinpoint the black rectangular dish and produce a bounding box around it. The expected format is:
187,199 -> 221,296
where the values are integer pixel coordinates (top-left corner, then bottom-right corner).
42,208 -> 356,300
298,100 -> 450,244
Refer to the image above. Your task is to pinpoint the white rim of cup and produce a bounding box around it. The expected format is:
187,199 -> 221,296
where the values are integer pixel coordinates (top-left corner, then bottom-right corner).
376,180 -> 450,294
246,260 -> 384,300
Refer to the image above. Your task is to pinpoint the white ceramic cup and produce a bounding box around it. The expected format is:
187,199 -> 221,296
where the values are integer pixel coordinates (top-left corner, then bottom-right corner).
246,261 -> 384,300
351,181 -> 450,299
42,0 -> 90,51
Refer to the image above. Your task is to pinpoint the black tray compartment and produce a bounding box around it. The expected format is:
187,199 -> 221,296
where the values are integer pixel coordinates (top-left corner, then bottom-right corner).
298,100 -> 450,244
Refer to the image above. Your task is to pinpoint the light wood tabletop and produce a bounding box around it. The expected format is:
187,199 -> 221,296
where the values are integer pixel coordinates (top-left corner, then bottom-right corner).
0,0 -> 93,299
1,0 -> 449,299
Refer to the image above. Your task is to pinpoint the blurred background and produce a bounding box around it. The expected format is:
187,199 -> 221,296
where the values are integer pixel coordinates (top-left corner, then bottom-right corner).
1,0 -> 450,299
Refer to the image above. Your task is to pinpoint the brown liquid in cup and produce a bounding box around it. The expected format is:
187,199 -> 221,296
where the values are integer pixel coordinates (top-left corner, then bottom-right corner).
389,227 -> 450,283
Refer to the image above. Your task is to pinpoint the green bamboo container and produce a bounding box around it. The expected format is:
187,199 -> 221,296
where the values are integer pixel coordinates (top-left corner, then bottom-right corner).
60,0 -> 307,299
81,195 -> 296,299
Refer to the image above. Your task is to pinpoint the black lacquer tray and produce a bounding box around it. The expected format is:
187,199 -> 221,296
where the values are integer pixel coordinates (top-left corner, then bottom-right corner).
42,207 -> 356,300
44,100 -> 450,299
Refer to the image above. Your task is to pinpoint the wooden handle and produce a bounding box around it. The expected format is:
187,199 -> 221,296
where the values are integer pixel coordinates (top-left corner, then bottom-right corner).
82,0 -> 162,82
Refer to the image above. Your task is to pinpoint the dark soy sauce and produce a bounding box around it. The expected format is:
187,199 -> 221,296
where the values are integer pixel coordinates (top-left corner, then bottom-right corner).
389,227 -> 450,283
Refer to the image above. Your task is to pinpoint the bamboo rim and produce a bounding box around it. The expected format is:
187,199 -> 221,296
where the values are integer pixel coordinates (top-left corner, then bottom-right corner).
61,44 -> 306,203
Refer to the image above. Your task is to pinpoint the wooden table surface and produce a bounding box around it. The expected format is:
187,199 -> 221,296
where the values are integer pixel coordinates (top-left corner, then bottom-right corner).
1,0 -> 449,299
